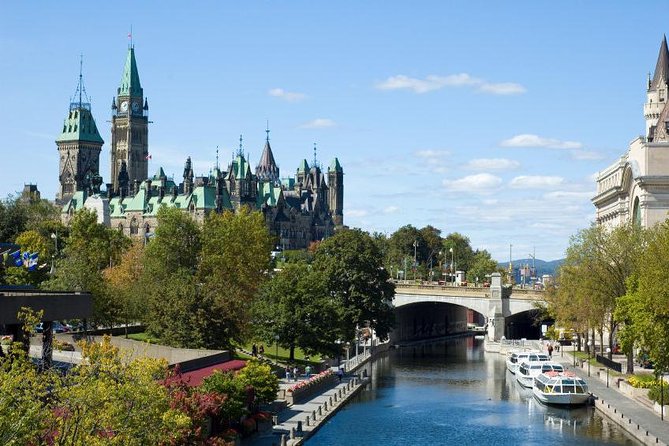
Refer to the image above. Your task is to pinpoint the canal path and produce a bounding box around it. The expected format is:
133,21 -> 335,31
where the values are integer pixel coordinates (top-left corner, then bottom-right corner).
305,338 -> 639,445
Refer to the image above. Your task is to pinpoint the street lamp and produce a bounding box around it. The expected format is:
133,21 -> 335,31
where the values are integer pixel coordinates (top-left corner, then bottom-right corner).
606,347 -> 611,387
573,337 -> 576,367
335,339 -> 342,366
587,340 -> 592,377
50,232 -> 58,275
449,247 -> 454,286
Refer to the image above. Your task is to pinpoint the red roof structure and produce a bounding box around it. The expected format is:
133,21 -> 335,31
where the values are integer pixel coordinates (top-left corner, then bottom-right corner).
178,359 -> 247,387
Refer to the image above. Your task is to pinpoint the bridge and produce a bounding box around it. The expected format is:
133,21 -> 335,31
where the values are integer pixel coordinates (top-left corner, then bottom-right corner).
390,273 -> 548,343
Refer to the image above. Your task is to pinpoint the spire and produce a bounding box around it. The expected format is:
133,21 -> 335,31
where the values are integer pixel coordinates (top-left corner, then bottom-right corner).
57,58 -> 103,144
237,134 -> 244,157
256,126 -> 280,182
650,35 -> 669,91
118,46 -> 143,97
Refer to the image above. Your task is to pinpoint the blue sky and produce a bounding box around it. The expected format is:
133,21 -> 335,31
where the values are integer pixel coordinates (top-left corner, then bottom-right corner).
1,1 -> 667,261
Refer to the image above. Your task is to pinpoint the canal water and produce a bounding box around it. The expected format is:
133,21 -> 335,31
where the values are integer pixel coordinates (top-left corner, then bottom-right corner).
306,338 -> 638,445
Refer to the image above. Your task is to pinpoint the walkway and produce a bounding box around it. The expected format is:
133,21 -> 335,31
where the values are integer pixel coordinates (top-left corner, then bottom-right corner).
551,350 -> 669,445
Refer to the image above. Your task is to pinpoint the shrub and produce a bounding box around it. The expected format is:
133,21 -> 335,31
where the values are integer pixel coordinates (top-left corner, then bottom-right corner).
629,374 -> 657,389
648,382 -> 669,405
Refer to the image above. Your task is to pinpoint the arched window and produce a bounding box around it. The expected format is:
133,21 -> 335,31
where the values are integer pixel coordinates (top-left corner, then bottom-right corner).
130,217 -> 139,235
633,197 -> 642,227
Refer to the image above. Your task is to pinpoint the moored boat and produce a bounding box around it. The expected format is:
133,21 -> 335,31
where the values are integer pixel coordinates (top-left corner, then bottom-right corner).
533,371 -> 590,406
506,351 -> 550,374
516,361 -> 564,388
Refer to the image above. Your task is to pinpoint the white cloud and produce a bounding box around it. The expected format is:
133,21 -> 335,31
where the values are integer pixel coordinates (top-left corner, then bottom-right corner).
570,149 -> 605,161
375,73 -> 525,95
268,88 -> 306,102
465,158 -> 520,170
347,209 -> 369,218
544,190 -> 595,200
383,206 -> 399,214
299,118 -> 336,129
500,134 -> 583,149
509,175 -> 564,188
443,173 -> 502,193
414,149 -> 450,173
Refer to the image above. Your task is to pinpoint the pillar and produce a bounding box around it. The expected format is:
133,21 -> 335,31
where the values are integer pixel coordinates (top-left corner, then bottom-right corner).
487,273 -> 505,341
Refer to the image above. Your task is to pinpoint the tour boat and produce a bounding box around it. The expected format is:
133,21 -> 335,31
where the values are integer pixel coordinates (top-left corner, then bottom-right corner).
533,371 -> 590,406
516,361 -> 564,388
506,351 -> 550,374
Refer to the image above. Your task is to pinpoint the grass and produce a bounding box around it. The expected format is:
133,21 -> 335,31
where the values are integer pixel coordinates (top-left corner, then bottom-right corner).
238,342 -> 322,367
127,332 -> 161,344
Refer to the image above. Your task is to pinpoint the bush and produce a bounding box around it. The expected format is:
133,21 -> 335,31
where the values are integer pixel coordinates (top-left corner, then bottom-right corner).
629,374 -> 657,389
648,382 -> 669,405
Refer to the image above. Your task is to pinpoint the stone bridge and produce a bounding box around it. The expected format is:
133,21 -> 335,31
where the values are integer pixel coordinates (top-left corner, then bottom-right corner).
391,273 -> 546,342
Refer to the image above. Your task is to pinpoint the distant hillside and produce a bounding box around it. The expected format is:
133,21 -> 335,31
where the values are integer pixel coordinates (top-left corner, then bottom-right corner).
496,258 -> 564,279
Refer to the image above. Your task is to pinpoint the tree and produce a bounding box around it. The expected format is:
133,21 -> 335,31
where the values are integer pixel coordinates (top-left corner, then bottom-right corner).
443,232 -> 475,273
44,209 -> 131,325
314,228 -> 395,340
103,241 -> 146,336
235,359 -> 279,406
550,223 -> 645,367
197,208 -> 273,349
467,250 -> 498,284
616,223 -> 669,373
253,262 -> 345,360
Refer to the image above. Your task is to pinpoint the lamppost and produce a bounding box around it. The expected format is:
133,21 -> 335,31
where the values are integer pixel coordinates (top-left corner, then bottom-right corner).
274,335 -> 279,362
606,347 -> 611,387
335,339 -> 342,366
573,338 -> 576,367
587,340 -> 592,377
413,240 -> 418,281
345,342 -> 350,365
50,231 -> 58,275
449,247 -> 454,286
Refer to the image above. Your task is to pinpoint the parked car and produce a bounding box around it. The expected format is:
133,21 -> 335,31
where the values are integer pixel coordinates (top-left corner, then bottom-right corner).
34,322 -> 69,334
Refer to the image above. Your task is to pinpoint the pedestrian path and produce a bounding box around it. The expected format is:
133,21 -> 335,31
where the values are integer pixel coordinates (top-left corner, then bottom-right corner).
246,375 -> 365,446
552,351 -> 669,445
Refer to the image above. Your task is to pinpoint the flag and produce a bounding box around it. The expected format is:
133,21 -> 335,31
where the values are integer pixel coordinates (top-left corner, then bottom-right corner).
145,154 -> 152,160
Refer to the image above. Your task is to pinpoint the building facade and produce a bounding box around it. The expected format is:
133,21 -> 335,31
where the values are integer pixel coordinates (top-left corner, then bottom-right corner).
593,36 -> 669,229
60,45 -> 344,249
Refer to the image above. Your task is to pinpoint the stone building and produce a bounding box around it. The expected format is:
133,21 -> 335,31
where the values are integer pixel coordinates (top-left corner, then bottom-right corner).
60,45 -> 344,248
593,36 -> 669,229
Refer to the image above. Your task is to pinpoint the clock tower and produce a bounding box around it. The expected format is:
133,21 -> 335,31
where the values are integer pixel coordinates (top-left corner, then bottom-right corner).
111,45 -> 149,193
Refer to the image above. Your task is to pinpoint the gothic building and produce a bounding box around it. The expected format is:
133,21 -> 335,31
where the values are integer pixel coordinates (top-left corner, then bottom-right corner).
593,36 -> 669,229
59,45 -> 344,249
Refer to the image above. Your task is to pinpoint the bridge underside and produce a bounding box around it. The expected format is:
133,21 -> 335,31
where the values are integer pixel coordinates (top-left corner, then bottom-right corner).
391,302 -> 469,343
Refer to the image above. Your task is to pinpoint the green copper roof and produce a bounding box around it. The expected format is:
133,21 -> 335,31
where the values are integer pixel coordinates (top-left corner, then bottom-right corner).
153,167 -> 166,179
328,157 -> 343,172
118,47 -> 143,97
297,159 -> 310,173
61,191 -> 87,213
56,107 -> 104,144
230,155 -> 251,179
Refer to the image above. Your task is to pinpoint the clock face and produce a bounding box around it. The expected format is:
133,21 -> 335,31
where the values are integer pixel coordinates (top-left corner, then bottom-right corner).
132,101 -> 140,112
120,101 -> 128,112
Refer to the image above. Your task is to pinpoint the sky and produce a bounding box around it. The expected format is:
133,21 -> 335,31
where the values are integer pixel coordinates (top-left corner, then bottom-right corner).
1,1 -> 667,262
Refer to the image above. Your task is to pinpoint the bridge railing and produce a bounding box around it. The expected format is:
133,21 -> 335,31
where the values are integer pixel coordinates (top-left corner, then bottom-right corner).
393,281 -> 544,300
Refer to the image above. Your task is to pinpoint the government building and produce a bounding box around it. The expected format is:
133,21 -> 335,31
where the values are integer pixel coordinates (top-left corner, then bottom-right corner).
593,36 -> 669,229
57,45 -> 344,250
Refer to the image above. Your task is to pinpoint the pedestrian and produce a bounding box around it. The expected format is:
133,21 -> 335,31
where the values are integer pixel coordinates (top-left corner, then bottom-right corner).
305,364 -> 312,378
252,343 -> 258,357
554,342 -> 560,353
259,344 -> 265,356
285,365 -> 291,381
337,367 -> 344,382
547,343 -> 553,358
293,365 -> 299,382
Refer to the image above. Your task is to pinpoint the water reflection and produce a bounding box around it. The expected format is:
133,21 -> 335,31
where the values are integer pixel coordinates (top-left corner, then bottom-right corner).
307,338 -> 639,446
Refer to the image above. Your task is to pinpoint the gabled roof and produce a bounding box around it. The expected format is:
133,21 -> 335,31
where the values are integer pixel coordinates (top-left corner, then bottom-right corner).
651,35 -> 669,91
118,47 -> 143,97
56,107 -> 104,144
229,154 -> 251,179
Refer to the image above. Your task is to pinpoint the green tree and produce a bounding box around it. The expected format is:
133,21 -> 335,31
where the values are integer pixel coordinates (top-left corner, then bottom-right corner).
103,241 -> 146,336
314,228 -> 395,340
236,359 -> 280,406
253,262 -> 345,360
443,232 -> 475,274
467,249 -> 498,284
197,208 -> 273,349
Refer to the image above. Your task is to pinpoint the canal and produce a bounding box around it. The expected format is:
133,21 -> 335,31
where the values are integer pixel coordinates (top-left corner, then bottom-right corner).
306,338 -> 638,445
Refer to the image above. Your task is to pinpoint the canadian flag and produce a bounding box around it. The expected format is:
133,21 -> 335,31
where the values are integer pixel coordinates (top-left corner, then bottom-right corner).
145,154 -> 152,160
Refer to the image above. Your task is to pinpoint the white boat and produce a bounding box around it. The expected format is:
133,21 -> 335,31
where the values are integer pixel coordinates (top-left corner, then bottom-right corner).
516,361 -> 564,388
533,371 -> 590,406
506,351 -> 550,374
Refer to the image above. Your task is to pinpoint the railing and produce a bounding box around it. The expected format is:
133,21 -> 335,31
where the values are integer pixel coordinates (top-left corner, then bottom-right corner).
394,282 -> 545,300
596,354 -> 623,373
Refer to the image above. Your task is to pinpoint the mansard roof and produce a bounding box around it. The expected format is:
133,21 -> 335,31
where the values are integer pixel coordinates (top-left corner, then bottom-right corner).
118,47 -> 143,97
651,35 -> 669,91
56,107 -> 104,144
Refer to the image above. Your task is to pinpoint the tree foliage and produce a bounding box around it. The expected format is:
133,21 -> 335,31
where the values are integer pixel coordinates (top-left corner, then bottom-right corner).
314,228 -> 395,340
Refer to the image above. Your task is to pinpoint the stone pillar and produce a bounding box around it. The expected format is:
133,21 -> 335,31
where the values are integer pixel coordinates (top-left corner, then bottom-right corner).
289,427 -> 295,439
312,409 -> 317,420
306,415 -> 310,426
487,273 -> 505,341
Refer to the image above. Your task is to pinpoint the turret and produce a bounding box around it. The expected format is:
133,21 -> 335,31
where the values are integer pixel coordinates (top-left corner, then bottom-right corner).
645,35 -> 669,140
328,158 -> 344,226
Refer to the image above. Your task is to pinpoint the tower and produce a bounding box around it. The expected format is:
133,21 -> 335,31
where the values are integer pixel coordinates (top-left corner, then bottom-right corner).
328,158 -> 344,226
256,127 -> 280,183
645,35 -> 669,141
56,58 -> 104,203
111,45 -> 149,193
226,135 -> 257,208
